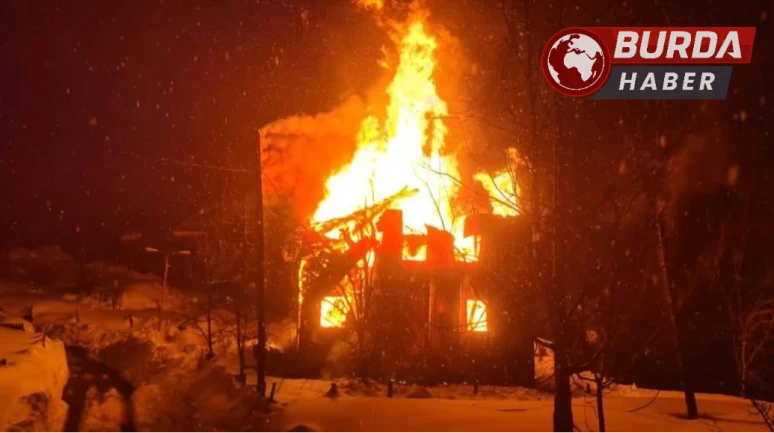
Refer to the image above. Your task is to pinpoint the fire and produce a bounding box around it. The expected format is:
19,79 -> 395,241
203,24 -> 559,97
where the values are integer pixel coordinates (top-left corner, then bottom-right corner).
474,148 -> 520,217
320,296 -> 350,328
355,0 -> 384,10
312,12 -> 477,261
466,299 -> 488,332
301,3 -> 519,330
474,171 -> 518,217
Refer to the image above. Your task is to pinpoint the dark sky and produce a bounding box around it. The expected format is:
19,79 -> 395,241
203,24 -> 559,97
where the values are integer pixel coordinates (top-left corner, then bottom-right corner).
1,0 -> 771,262
1,0 -> 384,260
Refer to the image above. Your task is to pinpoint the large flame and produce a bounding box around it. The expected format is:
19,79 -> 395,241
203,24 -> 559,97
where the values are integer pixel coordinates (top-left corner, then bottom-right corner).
300,3 -> 521,332
312,13 -> 477,261
474,148 -> 520,217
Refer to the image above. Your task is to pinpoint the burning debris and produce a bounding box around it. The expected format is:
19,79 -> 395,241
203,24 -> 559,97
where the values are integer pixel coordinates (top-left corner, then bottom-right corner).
310,14 -> 478,262
267,0 -> 528,382
272,1 -> 520,266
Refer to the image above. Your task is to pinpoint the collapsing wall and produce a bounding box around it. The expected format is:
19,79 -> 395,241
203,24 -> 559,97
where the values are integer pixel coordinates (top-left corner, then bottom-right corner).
296,209 -> 536,385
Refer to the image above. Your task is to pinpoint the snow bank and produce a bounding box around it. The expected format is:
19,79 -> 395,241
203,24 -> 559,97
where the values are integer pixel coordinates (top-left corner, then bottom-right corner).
8,245 -> 80,288
60,280 -> 185,315
75,262 -> 175,311
132,362 -> 268,431
0,315 -> 35,332
0,329 -> 69,431
275,377 -> 548,402
405,385 -> 433,399
78,387 -> 128,432
82,261 -> 158,283
119,282 -> 184,311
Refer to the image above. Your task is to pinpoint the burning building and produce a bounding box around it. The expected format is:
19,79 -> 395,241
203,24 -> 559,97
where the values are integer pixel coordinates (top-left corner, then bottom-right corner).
263,2 -> 537,385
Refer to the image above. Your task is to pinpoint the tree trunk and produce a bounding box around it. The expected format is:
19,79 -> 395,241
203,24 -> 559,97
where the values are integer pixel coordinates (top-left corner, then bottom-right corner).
656,217 -> 699,419
740,339 -> 747,397
204,258 -> 215,359
235,301 -> 246,386
159,253 -> 170,330
254,132 -> 267,398
355,325 -> 370,379
206,295 -> 214,359
553,354 -> 574,432
751,399 -> 774,432
684,382 -> 699,419
596,375 -> 606,432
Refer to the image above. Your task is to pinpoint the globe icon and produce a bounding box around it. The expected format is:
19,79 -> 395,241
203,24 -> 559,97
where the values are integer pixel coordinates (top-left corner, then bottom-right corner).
544,31 -> 607,95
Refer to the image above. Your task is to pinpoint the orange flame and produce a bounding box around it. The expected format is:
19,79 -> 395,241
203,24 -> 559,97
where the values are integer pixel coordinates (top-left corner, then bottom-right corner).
320,296 -> 349,328
312,13 -> 477,261
466,299 -> 488,332
355,0 -> 384,10
474,148 -> 520,217
474,171 -> 518,217
298,3 -> 517,333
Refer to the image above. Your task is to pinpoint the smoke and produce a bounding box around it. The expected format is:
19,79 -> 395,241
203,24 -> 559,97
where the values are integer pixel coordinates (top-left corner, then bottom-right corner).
354,0 -> 430,40
666,132 -> 730,199
355,0 -> 384,11
260,96 -> 366,219
258,1 -> 414,221
258,0 -> 484,221
650,129 -> 737,234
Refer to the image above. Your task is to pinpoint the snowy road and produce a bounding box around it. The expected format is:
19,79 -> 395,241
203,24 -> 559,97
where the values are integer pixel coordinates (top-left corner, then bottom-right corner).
273,393 -> 767,432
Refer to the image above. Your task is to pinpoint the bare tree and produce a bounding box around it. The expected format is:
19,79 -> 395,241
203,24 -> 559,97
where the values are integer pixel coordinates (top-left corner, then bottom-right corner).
334,250 -> 378,377
655,204 -> 699,419
295,186 -> 394,378
188,253 -> 227,360
186,215 -> 245,359
248,133 -> 267,397
226,283 -> 256,386
705,199 -> 774,430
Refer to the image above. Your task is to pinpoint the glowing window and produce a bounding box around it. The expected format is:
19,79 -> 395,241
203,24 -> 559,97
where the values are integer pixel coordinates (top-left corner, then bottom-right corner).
320,296 -> 349,328
466,299 -> 488,332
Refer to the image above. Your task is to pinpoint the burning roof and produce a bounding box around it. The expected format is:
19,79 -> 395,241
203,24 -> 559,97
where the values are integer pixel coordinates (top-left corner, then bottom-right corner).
265,0 -> 519,266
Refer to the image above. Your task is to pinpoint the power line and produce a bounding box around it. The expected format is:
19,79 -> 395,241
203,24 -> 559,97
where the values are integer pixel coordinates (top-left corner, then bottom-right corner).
106,149 -> 248,173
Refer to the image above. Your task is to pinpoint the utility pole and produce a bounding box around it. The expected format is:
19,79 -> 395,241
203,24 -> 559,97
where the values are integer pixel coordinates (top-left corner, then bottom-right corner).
251,132 -> 267,398
145,247 -> 190,330
161,253 -> 169,328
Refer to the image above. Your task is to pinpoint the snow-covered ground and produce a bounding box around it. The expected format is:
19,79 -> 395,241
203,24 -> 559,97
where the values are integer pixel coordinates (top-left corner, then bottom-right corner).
273,391 -> 768,433
254,361 -> 769,431
0,276 -> 273,431
0,328 -> 70,431
260,377 -> 549,402
1,275 -> 770,432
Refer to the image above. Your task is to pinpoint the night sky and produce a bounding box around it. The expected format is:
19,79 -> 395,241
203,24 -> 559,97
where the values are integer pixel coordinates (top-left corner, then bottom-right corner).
1,0 -> 771,262
1,0 -> 384,260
